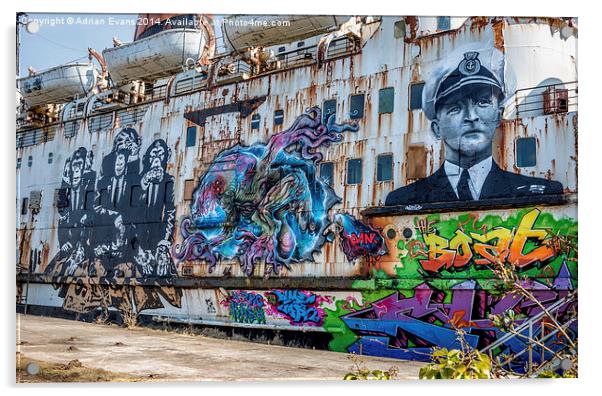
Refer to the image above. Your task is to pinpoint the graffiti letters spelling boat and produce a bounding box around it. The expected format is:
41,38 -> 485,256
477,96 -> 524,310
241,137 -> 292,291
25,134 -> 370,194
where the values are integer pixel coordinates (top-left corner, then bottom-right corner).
16,14 -> 578,372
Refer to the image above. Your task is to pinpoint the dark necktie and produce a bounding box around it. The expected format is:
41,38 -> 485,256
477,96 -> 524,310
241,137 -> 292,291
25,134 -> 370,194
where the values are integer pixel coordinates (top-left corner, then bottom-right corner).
457,168 -> 474,200
72,190 -> 78,210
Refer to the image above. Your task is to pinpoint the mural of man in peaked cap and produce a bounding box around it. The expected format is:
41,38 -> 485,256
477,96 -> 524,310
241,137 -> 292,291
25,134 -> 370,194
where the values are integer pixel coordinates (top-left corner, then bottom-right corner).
385,44 -> 563,207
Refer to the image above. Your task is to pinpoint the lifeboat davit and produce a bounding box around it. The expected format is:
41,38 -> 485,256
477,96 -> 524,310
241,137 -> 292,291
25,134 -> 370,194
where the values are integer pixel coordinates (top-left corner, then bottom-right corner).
103,22 -> 210,84
222,15 -> 351,52
17,63 -> 98,107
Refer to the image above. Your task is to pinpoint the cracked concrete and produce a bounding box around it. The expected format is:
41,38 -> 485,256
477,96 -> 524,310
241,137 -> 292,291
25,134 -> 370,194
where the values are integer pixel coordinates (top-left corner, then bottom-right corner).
16,314 -> 424,381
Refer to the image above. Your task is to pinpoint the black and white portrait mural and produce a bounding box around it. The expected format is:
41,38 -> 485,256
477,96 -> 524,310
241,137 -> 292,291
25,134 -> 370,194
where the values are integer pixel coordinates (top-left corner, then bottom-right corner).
385,45 -> 564,207
45,128 -> 177,278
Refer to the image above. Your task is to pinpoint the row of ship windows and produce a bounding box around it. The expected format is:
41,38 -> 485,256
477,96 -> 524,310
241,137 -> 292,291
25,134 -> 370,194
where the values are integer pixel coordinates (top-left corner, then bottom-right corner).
322,137 -> 538,185
18,143 -> 539,215
244,85 -> 426,131
319,155 -> 394,185
182,85 -> 425,147
16,137 -> 539,172
16,153 -> 53,168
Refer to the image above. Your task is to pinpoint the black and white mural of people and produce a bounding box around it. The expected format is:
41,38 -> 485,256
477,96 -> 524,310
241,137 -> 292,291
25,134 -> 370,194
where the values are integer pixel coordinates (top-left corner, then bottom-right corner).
385,44 -> 564,207
100,127 -> 141,183
92,147 -> 136,276
48,147 -> 95,276
134,139 -> 177,276
45,128 -> 177,278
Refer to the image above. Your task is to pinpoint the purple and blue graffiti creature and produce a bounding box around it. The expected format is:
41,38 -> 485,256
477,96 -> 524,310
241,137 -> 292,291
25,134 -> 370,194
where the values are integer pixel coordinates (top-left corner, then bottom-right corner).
173,107 -> 360,275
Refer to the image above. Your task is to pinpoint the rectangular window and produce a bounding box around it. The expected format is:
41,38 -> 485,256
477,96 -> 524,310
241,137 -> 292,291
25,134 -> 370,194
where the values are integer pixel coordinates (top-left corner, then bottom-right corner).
543,87 -> 569,114
21,197 -> 28,215
251,114 -> 261,130
349,94 -> 365,119
394,20 -> 406,39
379,87 -> 395,114
377,154 -> 393,182
274,110 -> 284,126
29,190 -> 42,210
346,158 -> 363,184
48,152 -> 53,164
184,179 -> 196,200
27,156 -> 33,167
516,137 -> 537,167
277,46 -> 286,60
409,82 -> 425,110
320,162 -> 334,186
16,158 -> 21,169
186,126 -> 197,147
437,16 -> 451,31
323,99 -> 337,124
64,120 -> 80,138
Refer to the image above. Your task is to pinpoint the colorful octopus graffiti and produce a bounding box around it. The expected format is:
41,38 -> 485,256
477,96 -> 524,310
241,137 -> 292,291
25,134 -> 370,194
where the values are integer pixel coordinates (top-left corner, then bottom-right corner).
174,107 -> 386,275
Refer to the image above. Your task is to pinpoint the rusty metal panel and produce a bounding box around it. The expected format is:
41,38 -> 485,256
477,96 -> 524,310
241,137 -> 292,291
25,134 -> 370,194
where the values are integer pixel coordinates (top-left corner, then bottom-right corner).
15,16 -> 577,284
405,145 -> 428,181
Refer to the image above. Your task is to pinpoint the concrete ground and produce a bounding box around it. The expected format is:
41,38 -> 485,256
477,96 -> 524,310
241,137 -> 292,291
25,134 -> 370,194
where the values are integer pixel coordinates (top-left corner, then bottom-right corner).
16,314 -> 425,381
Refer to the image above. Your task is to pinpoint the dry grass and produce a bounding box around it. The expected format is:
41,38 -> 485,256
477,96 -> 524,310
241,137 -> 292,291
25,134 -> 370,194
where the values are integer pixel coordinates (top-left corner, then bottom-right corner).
121,309 -> 139,329
16,354 -> 151,383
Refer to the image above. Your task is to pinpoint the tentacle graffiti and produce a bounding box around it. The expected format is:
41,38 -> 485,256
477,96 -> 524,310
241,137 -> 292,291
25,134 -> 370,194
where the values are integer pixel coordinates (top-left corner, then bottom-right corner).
173,107 -> 389,275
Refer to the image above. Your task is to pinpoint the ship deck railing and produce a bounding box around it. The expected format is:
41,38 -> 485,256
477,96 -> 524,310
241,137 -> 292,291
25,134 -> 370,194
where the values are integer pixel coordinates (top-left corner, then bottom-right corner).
510,80 -> 578,119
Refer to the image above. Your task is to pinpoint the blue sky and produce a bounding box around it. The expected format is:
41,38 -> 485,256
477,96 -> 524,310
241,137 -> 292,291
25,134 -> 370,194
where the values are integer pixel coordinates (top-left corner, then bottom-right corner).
18,13 -> 137,77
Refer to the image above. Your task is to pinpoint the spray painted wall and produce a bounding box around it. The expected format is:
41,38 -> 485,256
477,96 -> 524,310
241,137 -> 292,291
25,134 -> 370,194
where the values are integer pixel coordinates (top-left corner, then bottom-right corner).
16,16 -> 577,366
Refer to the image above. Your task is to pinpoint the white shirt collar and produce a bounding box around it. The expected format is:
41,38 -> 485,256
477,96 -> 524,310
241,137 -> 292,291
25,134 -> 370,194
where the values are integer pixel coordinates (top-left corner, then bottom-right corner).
444,156 -> 493,200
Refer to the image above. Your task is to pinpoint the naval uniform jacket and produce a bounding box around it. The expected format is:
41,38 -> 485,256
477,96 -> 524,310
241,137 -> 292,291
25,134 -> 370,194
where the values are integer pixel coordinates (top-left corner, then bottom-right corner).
385,160 -> 564,206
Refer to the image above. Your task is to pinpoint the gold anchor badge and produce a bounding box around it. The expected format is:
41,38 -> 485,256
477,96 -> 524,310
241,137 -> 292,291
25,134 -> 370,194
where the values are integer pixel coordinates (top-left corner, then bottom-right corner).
459,51 -> 481,76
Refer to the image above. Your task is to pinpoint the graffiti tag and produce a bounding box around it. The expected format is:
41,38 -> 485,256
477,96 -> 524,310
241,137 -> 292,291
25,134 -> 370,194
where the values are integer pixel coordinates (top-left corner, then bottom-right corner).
418,208 -> 557,273
266,290 -> 331,326
226,291 -> 266,324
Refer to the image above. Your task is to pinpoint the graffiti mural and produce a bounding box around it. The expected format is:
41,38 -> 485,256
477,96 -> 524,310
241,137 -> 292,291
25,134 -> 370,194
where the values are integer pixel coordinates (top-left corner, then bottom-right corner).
57,282 -> 182,315
223,291 -> 267,324
385,45 -> 563,207
14,13 -> 578,379
395,208 -> 577,277
265,290 -> 333,326
44,127 -> 178,281
337,263 -> 575,363
324,208 -> 577,366
174,107 -> 384,275
335,214 -> 387,262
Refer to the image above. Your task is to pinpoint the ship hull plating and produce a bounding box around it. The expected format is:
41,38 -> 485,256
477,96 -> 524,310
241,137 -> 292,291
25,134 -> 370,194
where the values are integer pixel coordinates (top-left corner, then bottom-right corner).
16,16 -> 578,367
